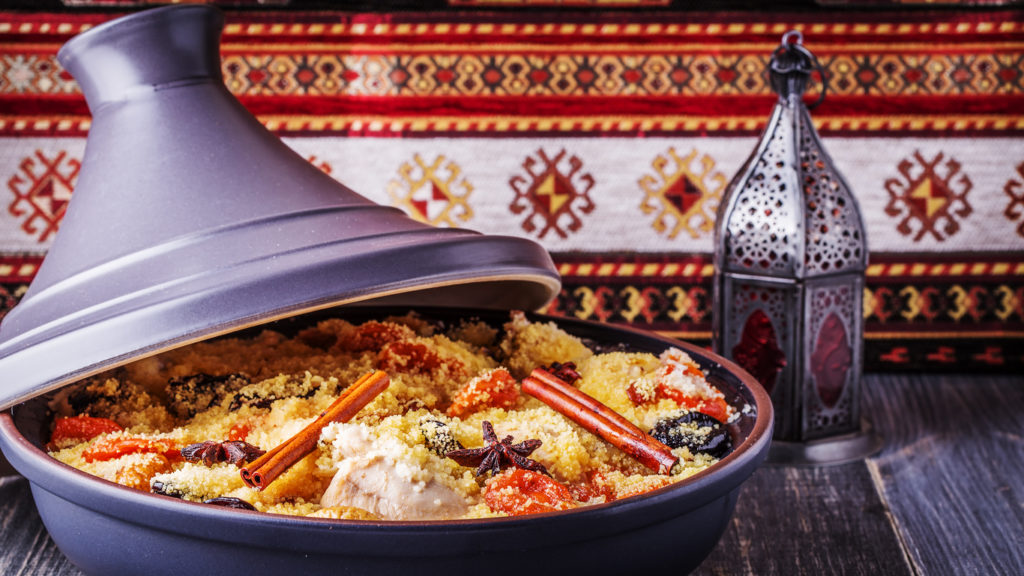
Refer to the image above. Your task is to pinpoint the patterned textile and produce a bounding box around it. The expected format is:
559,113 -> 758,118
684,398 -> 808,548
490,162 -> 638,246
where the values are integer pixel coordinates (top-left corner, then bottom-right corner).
1,9 -> 1022,371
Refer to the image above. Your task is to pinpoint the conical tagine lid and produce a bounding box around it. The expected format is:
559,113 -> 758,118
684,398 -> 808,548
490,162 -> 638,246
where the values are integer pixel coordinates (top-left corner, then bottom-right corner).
0,5 -> 560,409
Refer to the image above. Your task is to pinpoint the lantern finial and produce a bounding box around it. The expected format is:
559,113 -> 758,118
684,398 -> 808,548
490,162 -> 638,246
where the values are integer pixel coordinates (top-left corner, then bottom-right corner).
769,30 -> 826,108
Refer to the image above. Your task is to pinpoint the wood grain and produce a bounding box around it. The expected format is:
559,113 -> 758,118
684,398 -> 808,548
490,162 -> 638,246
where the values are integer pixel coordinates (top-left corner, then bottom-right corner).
864,374 -> 1024,576
694,463 -> 913,575
0,476 -> 81,576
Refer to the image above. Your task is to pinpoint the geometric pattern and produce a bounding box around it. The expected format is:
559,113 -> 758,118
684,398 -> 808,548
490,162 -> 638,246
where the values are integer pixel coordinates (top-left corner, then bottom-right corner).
2,46 -> 1023,100
509,148 -> 595,239
1,249 -> 1023,371
6,149 -> 80,243
1005,161 -> 1024,238
387,154 -> 474,227
884,150 -> 974,242
639,148 -> 725,240
0,9 -> 1022,375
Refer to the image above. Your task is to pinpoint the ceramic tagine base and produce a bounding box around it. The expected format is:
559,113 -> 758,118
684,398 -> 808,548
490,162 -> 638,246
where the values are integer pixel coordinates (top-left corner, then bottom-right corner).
766,419 -> 883,467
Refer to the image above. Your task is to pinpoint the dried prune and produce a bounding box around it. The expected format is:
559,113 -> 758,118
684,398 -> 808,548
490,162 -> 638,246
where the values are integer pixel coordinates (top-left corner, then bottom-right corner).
167,373 -> 250,418
203,497 -> 256,510
228,375 -> 322,411
650,411 -> 732,458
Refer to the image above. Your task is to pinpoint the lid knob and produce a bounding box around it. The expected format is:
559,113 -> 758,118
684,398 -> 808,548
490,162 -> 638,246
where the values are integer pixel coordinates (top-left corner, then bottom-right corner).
58,5 -> 223,112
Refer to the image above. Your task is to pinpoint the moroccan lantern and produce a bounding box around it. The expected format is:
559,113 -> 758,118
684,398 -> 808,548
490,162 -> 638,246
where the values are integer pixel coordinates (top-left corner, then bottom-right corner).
713,32 -> 879,463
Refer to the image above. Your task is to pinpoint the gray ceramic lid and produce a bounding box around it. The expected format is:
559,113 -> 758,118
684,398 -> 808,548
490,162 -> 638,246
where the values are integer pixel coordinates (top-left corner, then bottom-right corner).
0,5 -> 560,409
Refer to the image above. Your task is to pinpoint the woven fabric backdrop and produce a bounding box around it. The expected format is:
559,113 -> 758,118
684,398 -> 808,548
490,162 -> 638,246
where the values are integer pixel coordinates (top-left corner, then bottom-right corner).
1,8 -> 1022,372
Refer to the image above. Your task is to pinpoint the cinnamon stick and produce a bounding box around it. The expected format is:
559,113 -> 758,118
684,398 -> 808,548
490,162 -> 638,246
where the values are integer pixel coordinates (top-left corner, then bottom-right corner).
523,368 -> 679,475
240,370 -> 390,491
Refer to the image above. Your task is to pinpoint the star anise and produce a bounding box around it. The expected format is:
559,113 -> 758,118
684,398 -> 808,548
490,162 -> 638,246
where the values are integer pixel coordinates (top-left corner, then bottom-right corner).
181,440 -> 265,466
445,421 -> 549,477
544,361 -> 582,384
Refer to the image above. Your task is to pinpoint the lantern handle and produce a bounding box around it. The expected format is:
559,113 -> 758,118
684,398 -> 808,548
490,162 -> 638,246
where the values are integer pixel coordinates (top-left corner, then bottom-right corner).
772,30 -> 827,110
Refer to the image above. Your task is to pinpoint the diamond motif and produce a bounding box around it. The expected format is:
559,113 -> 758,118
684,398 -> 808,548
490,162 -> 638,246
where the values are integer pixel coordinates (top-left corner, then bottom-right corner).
388,154 -> 474,228
639,148 -> 726,240
509,148 -> 595,239
7,150 -> 81,243
884,150 -> 973,241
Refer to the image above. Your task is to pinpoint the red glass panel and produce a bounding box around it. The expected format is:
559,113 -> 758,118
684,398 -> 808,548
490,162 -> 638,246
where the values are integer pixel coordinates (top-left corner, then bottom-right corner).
732,309 -> 787,394
811,312 -> 851,408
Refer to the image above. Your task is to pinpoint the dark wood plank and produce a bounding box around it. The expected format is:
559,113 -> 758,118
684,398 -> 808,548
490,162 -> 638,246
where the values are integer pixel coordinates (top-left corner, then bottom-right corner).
865,374 -> 1024,576
694,462 -> 912,576
0,476 -> 82,576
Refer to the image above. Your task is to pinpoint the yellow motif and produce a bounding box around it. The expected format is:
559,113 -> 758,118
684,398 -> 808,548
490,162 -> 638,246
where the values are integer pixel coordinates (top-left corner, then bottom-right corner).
573,286 -> 599,320
900,286 -> 921,321
667,286 -> 697,323
946,285 -> 968,321
387,154 -> 474,227
994,285 -> 1019,321
639,147 -> 726,240
619,286 -> 644,323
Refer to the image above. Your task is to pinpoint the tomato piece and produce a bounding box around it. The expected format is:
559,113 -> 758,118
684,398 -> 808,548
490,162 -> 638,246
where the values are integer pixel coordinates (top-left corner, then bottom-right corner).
339,321 -> 414,352
568,475 -> 615,505
83,437 -> 181,463
228,422 -> 251,442
696,396 -> 732,423
446,368 -> 520,418
484,469 -> 577,516
48,415 -> 123,450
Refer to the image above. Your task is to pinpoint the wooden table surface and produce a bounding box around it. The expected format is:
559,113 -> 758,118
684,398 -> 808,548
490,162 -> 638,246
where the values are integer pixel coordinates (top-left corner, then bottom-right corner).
2,373 -> 1022,575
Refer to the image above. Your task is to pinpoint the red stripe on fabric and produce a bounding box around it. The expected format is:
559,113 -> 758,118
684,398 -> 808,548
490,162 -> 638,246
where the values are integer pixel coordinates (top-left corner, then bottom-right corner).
229,94 -> 1024,118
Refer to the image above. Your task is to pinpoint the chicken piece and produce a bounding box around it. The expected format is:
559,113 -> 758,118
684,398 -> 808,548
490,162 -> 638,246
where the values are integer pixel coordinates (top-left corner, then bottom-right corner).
320,424 -> 471,521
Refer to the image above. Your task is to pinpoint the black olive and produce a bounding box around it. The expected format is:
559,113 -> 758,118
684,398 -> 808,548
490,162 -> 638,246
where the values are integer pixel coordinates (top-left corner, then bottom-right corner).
167,373 -> 250,418
151,480 -> 184,499
228,375 -> 322,412
203,497 -> 256,511
650,411 -> 733,459
419,419 -> 463,457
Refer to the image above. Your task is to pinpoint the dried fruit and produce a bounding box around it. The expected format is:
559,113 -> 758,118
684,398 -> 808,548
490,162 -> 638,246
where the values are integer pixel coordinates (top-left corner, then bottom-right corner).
167,373 -> 250,418
228,375 -> 321,411
115,453 -> 172,491
484,469 -> 576,516
203,497 -> 256,510
650,411 -> 732,458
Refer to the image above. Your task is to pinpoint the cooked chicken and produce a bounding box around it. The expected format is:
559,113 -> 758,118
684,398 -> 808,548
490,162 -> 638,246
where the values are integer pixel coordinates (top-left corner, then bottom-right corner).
320,424 -> 471,521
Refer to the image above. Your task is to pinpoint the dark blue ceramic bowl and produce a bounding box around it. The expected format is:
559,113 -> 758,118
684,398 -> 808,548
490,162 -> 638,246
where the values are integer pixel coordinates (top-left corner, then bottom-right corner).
0,308 -> 772,576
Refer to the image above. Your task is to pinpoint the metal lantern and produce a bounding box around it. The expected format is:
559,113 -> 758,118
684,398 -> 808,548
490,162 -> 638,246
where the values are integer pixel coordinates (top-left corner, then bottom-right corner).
713,32 -> 879,464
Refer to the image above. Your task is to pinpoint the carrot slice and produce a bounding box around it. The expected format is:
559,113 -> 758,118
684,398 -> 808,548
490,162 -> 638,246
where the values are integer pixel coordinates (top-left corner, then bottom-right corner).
484,469 -> 576,516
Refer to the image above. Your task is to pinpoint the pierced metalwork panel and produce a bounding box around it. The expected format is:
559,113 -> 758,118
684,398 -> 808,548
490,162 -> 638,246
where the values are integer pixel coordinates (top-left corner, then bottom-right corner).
724,278 -> 801,440
799,107 -> 867,277
722,104 -> 802,278
802,277 -> 861,439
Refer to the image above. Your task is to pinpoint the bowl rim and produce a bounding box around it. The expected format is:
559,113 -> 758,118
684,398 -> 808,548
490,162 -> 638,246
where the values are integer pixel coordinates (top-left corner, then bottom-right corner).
0,307 -> 772,551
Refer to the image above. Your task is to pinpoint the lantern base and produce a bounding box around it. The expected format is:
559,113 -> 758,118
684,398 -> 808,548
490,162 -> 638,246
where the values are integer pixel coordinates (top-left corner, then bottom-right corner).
766,420 -> 883,467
